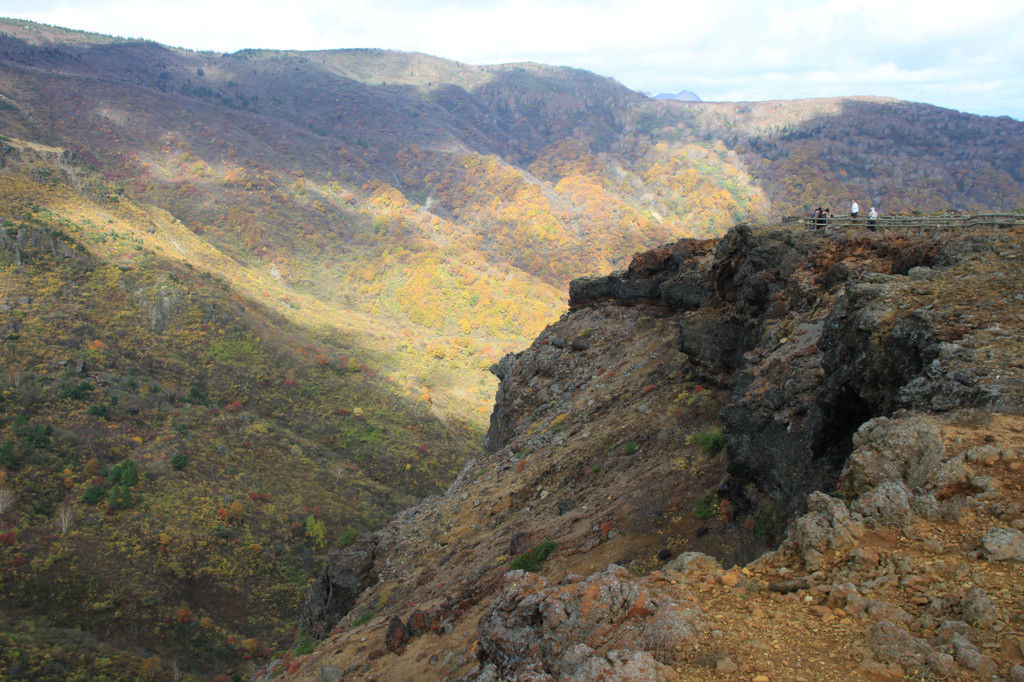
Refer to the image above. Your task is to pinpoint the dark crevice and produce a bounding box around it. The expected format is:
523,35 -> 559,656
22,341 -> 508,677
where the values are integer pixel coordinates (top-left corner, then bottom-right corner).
812,387 -> 874,472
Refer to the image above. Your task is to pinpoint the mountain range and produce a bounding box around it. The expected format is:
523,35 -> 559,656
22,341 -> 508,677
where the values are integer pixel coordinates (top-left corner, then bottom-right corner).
0,15 -> 1023,680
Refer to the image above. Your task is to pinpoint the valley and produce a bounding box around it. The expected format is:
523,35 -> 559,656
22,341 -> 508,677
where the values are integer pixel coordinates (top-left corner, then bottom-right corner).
0,16 -> 1023,680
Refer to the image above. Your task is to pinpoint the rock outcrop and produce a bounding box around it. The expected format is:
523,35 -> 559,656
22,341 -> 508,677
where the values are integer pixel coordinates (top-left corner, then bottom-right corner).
561,224 -> 1024,520
300,530 -> 391,639
277,223 -> 1024,682
476,566 -> 707,680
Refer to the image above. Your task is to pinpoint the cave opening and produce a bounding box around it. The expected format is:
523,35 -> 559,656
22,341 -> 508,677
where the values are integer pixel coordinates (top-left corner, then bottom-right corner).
712,386 -> 878,566
811,386 -> 875,490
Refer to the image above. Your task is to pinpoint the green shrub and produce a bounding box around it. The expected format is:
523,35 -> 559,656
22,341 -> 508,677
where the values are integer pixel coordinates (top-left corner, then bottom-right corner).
336,530 -> 359,548
510,541 -> 557,572
81,484 -> 106,505
171,453 -> 188,470
120,460 -> 138,486
305,515 -> 326,548
293,633 -> 315,655
58,381 -> 93,401
0,441 -> 20,469
109,459 -> 138,486
107,482 -> 133,510
185,386 -> 209,406
18,423 -> 53,450
693,490 -> 719,520
623,442 -> 638,454
350,607 -> 380,627
691,429 -> 725,457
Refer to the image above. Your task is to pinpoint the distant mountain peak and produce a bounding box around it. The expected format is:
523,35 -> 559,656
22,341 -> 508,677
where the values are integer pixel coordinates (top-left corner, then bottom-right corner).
654,89 -> 702,101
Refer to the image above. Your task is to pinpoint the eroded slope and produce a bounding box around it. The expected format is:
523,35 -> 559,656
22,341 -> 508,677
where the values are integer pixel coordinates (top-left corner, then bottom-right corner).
275,223 -> 1024,681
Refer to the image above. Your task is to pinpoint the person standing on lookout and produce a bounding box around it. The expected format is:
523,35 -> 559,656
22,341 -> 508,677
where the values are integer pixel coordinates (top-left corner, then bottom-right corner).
850,200 -> 859,221
811,206 -> 822,230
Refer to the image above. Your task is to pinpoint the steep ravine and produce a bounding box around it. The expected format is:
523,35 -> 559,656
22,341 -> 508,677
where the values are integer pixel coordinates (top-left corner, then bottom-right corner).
268,223 -> 1024,681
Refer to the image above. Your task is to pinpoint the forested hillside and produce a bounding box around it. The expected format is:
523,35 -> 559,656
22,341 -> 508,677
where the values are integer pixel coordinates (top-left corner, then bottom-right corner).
1,15 -> 1023,681
0,139 -> 479,679
686,98 -> 1024,215
2,22 -> 1021,420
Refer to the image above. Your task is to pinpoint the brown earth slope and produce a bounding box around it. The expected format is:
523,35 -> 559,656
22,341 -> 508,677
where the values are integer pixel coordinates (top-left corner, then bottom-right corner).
266,221 -> 1024,681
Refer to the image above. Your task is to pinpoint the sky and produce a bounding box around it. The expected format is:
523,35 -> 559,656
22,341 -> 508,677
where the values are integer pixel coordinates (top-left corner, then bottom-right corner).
4,0 -> 1023,120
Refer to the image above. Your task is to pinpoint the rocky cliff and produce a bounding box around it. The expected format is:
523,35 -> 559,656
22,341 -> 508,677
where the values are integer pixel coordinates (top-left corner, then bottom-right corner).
269,222 -> 1024,681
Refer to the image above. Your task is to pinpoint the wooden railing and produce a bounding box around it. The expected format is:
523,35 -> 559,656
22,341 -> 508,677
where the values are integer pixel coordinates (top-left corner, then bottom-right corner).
801,212 -> 1024,232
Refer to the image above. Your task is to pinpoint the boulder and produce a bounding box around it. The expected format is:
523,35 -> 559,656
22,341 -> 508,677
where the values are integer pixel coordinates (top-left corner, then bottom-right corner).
961,585 -> 997,628
851,480 -> 913,525
981,527 -> 1024,562
476,565 -> 707,678
781,492 -> 864,568
840,416 -> 966,496
865,621 -> 933,670
384,616 -> 410,651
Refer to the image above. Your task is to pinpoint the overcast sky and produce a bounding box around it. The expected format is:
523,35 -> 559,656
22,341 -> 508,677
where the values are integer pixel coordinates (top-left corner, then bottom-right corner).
5,0 -> 1023,120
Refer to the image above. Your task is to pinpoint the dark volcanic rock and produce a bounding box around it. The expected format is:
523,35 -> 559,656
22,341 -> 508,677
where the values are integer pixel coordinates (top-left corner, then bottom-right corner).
568,238 -> 716,308
300,531 -> 388,639
485,352 -> 519,452
672,227 -> 1021,518
493,224 -> 1023,522
508,532 -> 533,556
570,335 -> 590,351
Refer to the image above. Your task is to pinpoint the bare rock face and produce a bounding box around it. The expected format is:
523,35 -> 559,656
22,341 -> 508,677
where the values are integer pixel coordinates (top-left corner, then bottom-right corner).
488,225 -> 1022,526
484,352 -> 519,452
133,280 -> 187,333
1,226 -> 82,268
299,530 -> 389,639
567,238 -> 717,309
476,565 -> 707,679
486,237 -> 717,455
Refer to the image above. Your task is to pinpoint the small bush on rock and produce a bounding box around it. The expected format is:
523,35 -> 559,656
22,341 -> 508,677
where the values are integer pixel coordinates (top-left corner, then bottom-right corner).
337,530 -> 359,548
510,541 -> 557,572
693,490 -> 719,520
691,429 -> 725,457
